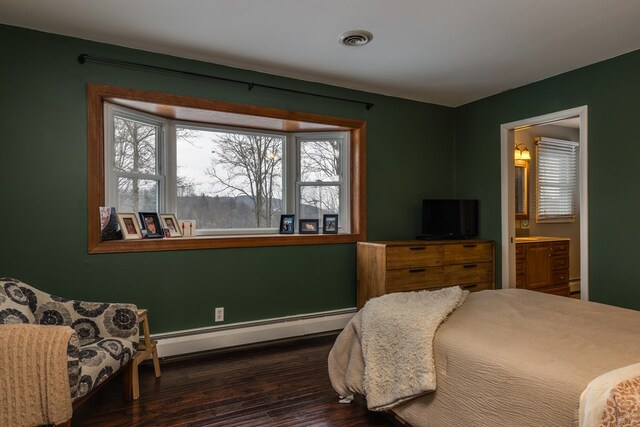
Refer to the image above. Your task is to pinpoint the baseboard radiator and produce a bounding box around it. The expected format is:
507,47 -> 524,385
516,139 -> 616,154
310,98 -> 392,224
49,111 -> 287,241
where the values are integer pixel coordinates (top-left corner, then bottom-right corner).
153,308 -> 356,358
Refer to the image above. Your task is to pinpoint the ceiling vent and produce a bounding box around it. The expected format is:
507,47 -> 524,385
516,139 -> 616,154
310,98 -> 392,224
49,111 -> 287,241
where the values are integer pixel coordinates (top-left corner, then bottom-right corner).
338,30 -> 373,47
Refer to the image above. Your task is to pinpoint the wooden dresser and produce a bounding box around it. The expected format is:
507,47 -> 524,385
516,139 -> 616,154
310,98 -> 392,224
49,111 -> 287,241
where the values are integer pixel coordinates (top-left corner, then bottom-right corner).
357,240 -> 495,308
516,237 -> 570,296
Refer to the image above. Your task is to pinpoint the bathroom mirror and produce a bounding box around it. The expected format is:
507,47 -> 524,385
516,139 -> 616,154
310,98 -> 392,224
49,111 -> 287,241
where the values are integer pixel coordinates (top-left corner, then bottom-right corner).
515,160 -> 529,220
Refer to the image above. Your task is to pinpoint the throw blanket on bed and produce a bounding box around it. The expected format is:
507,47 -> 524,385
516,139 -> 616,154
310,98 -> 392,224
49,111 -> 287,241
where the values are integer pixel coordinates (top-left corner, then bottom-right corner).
580,362 -> 640,427
361,286 -> 468,411
0,324 -> 74,427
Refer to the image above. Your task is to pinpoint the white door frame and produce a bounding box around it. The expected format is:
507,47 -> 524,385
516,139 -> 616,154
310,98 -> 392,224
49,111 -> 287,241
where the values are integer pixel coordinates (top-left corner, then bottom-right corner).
500,106 -> 589,299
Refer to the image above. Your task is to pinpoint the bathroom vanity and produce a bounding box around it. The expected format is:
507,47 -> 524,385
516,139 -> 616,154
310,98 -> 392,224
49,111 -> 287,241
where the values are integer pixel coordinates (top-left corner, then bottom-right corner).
515,237 -> 570,297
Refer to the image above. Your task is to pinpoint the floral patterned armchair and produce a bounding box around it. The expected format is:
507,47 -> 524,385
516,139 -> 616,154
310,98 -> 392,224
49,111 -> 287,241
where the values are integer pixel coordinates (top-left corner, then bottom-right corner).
0,278 -> 138,426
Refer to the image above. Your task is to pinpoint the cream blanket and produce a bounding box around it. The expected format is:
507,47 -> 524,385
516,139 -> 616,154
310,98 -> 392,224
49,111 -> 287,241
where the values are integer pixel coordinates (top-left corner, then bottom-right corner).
580,362 -> 640,426
360,286 -> 468,411
0,324 -> 74,427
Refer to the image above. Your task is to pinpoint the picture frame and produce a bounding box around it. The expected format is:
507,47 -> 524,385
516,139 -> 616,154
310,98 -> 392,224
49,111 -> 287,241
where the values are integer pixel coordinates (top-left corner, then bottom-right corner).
323,214 -> 339,234
100,206 -> 122,241
138,212 -> 165,238
279,214 -> 295,234
178,219 -> 196,237
160,213 -> 182,237
117,213 -> 143,240
299,219 -> 319,234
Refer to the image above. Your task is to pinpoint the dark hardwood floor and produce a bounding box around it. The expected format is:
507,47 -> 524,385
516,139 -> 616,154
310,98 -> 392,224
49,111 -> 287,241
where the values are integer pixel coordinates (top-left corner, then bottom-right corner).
72,334 -> 392,426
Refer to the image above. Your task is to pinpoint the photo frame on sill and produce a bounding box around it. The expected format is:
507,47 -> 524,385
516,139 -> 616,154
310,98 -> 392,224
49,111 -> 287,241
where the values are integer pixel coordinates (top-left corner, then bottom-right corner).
100,206 -> 122,241
117,213 -> 143,240
279,214 -> 295,234
160,213 -> 182,237
323,214 -> 338,234
178,220 -> 196,237
299,219 -> 319,234
138,212 -> 164,238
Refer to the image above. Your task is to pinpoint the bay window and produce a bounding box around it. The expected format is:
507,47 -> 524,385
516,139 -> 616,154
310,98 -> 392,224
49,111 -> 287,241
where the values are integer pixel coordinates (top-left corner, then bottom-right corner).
88,84 -> 365,252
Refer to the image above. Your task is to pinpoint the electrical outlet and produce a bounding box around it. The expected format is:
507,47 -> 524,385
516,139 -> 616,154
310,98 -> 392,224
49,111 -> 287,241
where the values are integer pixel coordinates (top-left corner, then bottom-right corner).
214,307 -> 224,322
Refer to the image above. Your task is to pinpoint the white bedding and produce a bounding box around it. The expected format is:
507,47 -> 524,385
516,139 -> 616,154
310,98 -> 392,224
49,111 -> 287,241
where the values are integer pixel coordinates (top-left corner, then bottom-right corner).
329,289 -> 640,427
580,362 -> 640,426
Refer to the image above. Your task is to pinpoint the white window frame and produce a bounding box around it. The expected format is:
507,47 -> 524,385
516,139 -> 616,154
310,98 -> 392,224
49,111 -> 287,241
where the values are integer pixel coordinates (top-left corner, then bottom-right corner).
293,133 -> 350,233
535,136 -> 579,223
104,103 -> 168,212
105,104 -> 349,235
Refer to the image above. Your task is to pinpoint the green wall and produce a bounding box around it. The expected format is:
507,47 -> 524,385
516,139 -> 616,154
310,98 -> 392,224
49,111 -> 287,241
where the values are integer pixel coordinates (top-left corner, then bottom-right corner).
454,48 -> 640,309
0,25 -> 454,333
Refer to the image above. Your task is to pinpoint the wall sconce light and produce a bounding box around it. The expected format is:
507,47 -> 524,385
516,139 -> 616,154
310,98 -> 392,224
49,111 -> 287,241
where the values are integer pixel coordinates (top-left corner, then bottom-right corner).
514,143 -> 531,160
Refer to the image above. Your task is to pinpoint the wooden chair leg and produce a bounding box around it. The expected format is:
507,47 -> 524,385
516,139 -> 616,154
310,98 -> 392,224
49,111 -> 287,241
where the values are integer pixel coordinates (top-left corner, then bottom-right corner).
151,346 -> 161,378
122,360 -> 135,402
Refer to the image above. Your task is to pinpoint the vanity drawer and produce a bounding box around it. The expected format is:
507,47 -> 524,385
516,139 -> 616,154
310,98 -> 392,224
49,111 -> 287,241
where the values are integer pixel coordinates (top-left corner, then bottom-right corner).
552,270 -> 570,284
516,244 -> 525,259
551,255 -> 569,271
445,242 -> 493,264
539,285 -> 570,297
386,245 -> 443,270
550,242 -> 569,255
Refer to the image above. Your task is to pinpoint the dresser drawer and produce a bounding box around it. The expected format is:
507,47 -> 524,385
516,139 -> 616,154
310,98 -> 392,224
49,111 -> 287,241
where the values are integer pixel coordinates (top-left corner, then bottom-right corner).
386,267 -> 444,292
459,281 -> 494,292
444,262 -> 494,284
386,245 -> 443,270
445,242 -> 493,264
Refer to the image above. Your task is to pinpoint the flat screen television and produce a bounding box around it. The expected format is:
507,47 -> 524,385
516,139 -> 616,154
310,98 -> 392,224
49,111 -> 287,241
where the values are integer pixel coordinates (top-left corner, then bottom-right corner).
417,199 -> 478,240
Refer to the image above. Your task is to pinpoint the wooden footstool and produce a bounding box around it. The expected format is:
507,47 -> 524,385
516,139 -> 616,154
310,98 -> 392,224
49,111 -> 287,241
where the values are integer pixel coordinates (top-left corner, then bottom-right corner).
131,308 -> 161,400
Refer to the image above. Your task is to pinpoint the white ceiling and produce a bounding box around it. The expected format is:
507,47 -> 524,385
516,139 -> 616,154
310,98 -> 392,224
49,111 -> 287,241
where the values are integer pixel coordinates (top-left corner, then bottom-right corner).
2,0 -> 640,107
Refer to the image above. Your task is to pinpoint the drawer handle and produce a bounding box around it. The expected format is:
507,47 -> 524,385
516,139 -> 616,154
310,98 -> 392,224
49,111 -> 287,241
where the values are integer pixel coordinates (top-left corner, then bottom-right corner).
409,247 -> 426,251
462,284 -> 478,289
409,268 -> 426,273
463,264 -> 478,269
463,244 -> 477,248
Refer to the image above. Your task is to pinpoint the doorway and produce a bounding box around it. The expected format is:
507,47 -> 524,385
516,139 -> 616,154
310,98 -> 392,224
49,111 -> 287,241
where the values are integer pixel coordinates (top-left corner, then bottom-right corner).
500,106 -> 589,299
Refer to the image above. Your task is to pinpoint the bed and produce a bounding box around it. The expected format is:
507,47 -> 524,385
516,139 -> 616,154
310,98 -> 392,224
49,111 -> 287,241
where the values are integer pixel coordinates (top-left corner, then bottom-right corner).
328,288 -> 640,426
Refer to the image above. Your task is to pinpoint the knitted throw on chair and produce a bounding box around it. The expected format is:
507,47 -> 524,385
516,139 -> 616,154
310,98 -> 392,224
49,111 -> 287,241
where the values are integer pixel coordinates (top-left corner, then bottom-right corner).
0,324 -> 74,426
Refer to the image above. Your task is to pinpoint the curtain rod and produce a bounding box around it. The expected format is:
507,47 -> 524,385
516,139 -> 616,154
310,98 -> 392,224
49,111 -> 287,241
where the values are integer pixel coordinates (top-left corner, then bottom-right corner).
77,53 -> 374,110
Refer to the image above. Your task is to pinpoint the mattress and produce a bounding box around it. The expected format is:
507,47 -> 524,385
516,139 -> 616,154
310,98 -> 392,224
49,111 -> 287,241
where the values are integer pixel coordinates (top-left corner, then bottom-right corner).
328,289 -> 640,426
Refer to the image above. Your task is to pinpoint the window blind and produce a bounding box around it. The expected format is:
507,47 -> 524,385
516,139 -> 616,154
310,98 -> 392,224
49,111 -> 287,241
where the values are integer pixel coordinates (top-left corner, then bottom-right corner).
535,137 -> 578,222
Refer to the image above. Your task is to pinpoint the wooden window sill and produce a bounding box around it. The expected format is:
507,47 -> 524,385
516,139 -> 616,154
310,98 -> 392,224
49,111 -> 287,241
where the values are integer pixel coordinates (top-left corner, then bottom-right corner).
89,233 -> 363,254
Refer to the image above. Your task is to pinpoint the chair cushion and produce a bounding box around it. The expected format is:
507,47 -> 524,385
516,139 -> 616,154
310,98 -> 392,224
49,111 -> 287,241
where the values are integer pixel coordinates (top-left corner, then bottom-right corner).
75,337 -> 135,399
0,279 -> 36,324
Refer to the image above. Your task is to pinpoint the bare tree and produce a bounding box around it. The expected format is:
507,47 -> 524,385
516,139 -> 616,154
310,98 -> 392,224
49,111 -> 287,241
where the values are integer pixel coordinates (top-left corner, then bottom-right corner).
114,117 -> 198,210
299,139 -> 341,214
205,133 -> 283,227
113,117 -> 157,210
300,139 -> 340,181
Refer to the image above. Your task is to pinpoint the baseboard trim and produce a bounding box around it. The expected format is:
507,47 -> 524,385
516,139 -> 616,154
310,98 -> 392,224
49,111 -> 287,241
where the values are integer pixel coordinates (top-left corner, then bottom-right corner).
154,308 -> 356,358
